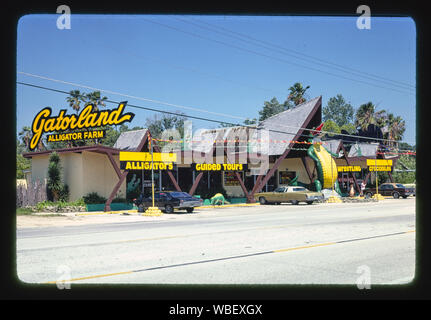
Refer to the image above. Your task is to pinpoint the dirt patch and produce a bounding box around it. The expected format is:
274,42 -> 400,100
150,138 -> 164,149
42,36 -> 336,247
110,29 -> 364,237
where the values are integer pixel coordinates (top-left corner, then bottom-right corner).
16,212 -> 175,228
17,214 -> 88,228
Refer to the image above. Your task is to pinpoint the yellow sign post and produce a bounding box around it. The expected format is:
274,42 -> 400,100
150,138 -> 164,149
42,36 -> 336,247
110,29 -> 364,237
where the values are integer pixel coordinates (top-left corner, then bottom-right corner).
367,159 -> 391,200
144,135 -> 163,216
119,143 -> 177,216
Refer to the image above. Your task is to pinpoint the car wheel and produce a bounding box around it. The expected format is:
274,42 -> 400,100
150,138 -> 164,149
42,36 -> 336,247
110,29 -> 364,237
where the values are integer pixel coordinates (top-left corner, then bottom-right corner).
164,204 -> 174,213
306,201 -> 313,205
365,192 -> 372,199
393,192 -> 400,199
259,197 -> 267,205
290,200 -> 299,205
138,204 -> 145,213
186,207 -> 194,213
402,195 -> 408,199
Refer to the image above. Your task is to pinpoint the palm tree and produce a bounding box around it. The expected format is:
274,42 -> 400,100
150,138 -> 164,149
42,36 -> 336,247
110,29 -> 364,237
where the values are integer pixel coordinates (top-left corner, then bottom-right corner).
386,113 -> 405,147
355,102 -> 376,130
66,90 -> 84,113
287,82 -> 310,106
18,126 -> 32,150
85,91 -> 108,111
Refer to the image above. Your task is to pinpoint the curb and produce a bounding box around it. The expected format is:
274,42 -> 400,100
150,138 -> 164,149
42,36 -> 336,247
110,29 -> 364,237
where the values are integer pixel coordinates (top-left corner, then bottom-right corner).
76,203 -> 260,215
198,203 -> 260,209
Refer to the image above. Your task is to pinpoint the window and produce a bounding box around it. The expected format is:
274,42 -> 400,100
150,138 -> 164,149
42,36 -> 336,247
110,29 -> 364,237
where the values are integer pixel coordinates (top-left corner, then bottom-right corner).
396,184 -> 405,188
224,171 -> 243,186
169,192 -> 190,198
279,171 -> 296,185
292,187 -> 306,192
274,187 -> 286,193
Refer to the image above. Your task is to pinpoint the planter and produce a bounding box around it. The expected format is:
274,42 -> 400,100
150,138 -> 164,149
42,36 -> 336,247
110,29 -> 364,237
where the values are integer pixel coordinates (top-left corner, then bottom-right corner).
227,197 -> 247,204
85,202 -> 134,212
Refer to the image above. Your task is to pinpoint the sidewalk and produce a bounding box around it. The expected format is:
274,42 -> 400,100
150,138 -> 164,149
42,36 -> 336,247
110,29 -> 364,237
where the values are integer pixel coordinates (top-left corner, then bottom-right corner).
76,202 -> 261,216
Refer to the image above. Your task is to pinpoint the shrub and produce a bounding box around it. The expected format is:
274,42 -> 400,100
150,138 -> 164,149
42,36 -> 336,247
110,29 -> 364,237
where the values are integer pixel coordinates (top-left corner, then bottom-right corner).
47,152 -> 62,201
83,192 -> 107,204
58,184 -> 70,202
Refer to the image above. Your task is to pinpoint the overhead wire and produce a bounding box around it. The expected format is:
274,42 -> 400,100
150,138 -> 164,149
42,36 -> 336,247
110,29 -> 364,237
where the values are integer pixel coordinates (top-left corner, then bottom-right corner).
17,71 -> 245,121
17,79 -> 413,147
178,16 -> 415,91
18,71 -> 412,145
142,17 -> 415,96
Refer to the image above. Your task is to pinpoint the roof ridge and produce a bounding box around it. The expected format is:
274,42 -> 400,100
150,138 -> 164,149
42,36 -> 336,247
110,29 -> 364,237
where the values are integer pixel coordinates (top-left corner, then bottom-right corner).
258,96 -> 321,125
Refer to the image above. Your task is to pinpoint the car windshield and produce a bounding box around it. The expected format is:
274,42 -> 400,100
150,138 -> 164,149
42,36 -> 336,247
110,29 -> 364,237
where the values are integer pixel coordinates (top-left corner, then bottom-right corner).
292,187 -> 306,192
274,187 -> 286,192
396,184 -> 405,188
168,192 -> 192,198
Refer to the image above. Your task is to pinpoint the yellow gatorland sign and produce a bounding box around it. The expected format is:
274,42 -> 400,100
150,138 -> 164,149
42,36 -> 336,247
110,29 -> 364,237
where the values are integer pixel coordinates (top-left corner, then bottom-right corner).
30,101 -> 134,151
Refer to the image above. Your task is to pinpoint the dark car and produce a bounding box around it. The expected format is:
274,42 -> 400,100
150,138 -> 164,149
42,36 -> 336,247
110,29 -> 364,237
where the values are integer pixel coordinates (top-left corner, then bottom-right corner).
133,191 -> 203,213
363,183 -> 414,199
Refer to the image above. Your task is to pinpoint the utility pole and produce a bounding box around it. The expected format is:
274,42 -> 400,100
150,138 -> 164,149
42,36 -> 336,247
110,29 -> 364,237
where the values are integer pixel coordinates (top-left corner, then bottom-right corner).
143,133 -> 162,216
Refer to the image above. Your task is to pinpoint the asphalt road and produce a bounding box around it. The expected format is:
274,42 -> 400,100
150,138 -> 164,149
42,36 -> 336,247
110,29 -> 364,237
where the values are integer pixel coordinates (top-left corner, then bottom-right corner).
16,198 -> 415,286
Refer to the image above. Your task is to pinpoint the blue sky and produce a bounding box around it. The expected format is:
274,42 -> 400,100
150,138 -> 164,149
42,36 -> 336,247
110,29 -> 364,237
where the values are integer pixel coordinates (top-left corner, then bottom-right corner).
16,14 -> 416,145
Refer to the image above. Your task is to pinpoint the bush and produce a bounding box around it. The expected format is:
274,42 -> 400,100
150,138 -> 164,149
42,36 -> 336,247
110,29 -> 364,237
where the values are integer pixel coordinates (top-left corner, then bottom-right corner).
47,152 -> 62,201
83,192 -> 107,204
195,184 -> 228,200
34,198 -> 85,212
58,184 -> 70,202
112,196 -> 128,203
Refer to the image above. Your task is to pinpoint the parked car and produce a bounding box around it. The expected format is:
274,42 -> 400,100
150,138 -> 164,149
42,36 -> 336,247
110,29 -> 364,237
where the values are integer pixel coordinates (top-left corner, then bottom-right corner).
254,186 -> 324,205
133,191 -> 203,213
363,183 -> 414,199
403,183 -> 416,196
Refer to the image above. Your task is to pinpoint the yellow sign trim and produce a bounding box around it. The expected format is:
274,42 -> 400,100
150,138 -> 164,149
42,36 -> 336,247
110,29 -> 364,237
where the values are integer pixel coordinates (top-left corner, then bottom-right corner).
337,165 -> 361,172
119,151 -> 177,163
367,159 -> 392,166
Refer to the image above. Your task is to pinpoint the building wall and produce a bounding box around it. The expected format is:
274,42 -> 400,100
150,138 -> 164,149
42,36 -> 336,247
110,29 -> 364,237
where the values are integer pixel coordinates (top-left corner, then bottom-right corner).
276,157 -> 313,185
30,154 -> 50,185
30,151 -> 126,201
81,151 -> 126,200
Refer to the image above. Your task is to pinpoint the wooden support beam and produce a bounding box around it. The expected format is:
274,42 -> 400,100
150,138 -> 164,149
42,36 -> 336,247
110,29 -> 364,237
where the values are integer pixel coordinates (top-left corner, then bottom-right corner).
363,172 -> 371,185
234,171 -> 253,202
105,171 -> 128,211
250,96 -> 322,196
254,148 -> 291,194
106,151 -> 122,179
189,172 -> 203,196
104,130 -> 149,211
247,174 -> 264,202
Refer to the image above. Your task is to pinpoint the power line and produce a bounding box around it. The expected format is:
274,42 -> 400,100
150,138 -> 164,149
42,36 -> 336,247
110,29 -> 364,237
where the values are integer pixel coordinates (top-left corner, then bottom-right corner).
143,18 -> 415,96
17,71 -> 245,121
17,80 -> 412,146
179,16 -> 416,91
